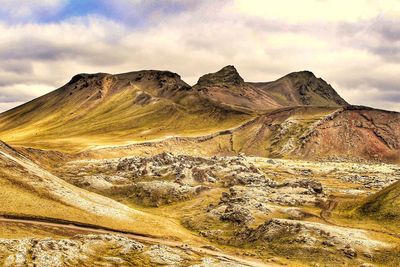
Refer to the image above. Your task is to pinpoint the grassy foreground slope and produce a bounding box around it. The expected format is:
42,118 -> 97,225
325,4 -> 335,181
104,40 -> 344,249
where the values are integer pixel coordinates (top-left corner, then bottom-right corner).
0,141 -> 202,242
357,181 -> 400,226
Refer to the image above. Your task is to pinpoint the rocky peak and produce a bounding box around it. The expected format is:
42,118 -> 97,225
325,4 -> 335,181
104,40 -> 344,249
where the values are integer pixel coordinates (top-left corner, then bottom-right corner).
64,73 -> 113,100
286,70 -> 316,79
196,65 -> 244,86
284,70 -> 348,106
115,70 -> 192,100
117,70 -> 182,82
117,70 -> 191,92
67,73 -> 110,86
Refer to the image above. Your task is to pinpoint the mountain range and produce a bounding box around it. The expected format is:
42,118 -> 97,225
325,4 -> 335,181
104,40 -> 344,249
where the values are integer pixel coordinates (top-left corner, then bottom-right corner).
0,65 -> 398,163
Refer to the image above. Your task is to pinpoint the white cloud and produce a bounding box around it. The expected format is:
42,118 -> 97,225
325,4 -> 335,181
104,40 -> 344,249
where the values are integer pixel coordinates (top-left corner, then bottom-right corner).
0,0 -> 67,21
0,102 -> 25,112
230,0 -> 400,23
339,86 -> 400,112
0,83 -> 54,102
0,83 -> 54,112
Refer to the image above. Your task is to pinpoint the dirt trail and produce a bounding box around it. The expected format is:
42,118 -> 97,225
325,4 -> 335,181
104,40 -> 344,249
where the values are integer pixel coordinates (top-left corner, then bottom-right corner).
0,215 -> 275,267
320,198 -> 338,222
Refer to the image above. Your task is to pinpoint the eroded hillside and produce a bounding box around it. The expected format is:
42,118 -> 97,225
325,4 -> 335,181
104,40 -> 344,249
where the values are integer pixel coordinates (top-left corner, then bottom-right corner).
80,106 -> 400,163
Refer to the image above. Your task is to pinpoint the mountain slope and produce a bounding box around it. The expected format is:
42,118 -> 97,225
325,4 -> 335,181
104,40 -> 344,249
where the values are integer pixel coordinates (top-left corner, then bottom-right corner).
0,140 -> 133,221
297,106 -> 400,162
0,70 -> 251,151
222,105 -> 400,162
85,106 -> 400,163
249,70 -> 348,107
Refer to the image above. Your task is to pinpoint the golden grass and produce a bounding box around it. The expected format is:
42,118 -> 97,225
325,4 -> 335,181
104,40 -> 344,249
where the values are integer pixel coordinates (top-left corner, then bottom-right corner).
0,172 -> 206,243
0,221 -> 77,239
0,85 -> 251,152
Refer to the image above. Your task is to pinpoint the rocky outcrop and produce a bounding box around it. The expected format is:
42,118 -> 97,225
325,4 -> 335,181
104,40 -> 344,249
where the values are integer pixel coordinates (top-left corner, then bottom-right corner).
127,181 -> 209,207
220,204 -> 254,225
117,70 -> 192,98
235,219 -> 389,257
0,234 -> 249,267
298,107 -> 400,163
59,153 -> 269,206
196,65 -> 244,87
0,234 -> 145,267
284,71 -> 348,106
207,177 -> 326,227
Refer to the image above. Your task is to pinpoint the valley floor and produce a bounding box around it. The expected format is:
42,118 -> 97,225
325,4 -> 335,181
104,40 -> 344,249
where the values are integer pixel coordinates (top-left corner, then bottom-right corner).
1,143 -> 399,266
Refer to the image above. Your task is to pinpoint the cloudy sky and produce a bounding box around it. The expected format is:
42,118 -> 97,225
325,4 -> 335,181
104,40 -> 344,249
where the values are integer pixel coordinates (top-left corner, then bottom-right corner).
0,0 -> 399,112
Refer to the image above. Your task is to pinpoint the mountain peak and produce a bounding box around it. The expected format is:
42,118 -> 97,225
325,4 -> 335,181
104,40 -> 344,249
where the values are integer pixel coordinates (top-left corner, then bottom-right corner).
285,70 -> 316,80
115,70 -> 183,81
196,65 -> 244,86
220,65 -> 239,72
280,70 -> 348,106
67,73 -> 110,85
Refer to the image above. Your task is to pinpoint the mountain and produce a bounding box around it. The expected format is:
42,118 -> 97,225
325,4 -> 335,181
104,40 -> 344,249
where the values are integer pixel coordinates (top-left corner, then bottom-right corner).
249,70 -> 349,107
296,106 -> 400,162
193,66 -> 348,112
0,69 -> 251,151
0,65 -> 398,163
